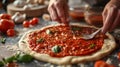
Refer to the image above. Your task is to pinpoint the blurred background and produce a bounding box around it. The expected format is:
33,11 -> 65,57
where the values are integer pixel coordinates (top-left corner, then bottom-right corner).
0,0 -> 109,26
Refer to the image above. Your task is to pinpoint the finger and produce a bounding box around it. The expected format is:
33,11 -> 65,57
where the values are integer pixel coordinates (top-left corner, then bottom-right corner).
64,4 -> 70,24
102,6 -> 118,34
110,10 -> 120,31
54,2 -> 66,23
102,8 -> 107,23
48,5 -> 61,22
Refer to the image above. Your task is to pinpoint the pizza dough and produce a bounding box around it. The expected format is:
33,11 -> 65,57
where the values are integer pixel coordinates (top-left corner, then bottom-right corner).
18,23 -> 116,65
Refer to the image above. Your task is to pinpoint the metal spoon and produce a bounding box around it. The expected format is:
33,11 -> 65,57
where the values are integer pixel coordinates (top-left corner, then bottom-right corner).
81,28 -> 101,40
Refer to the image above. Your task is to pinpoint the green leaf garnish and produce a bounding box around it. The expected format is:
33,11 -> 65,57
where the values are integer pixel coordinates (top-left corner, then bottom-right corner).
0,61 -> 4,67
89,44 -> 96,48
17,54 -> 33,63
5,56 -> 16,63
52,45 -> 61,53
0,38 -> 6,44
0,53 -> 33,67
36,38 -> 44,43
46,29 -> 53,34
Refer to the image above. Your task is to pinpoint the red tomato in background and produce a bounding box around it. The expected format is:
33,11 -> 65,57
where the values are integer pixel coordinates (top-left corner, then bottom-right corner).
30,17 -> 39,25
94,60 -> 108,67
23,21 -> 30,28
94,60 -> 115,67
32,17 -> 39,23
0,14 -> 11,20
118,52 -> 120,60
0,19 -> 15,33
7,29 -> 15,37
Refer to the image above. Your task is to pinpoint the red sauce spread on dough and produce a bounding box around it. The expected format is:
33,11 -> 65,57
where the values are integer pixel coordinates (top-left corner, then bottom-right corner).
28,25 -> 106,57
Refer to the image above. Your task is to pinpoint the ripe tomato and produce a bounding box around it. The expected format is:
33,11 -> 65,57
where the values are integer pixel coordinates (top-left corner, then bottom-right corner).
94,60 -> 115,67
6,62 -> 18,67
32,17 -> 39,23
94,60 -> 108,67
118,52 -> 120,60
0,19 -> 15,33
108,65 -> 115,67
29,17 -> 39,25
23,21 -> 30,28
7,29 -> 15,37
0,14 -> 11,20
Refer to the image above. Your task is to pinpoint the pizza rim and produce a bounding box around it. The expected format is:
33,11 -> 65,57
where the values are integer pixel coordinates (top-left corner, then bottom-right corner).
18,23 -> 116,65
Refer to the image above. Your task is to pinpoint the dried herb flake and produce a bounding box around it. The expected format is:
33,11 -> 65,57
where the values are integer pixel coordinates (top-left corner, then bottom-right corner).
90,44 -> 96,48
36,38 -> 44,43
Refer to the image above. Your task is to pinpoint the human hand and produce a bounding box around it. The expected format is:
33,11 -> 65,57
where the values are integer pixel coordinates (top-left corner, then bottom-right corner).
102,0 -> 120,34
47,0 -> 69,24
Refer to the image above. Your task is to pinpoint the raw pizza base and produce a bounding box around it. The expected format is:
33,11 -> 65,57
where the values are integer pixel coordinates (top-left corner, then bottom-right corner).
18,23 -> 116,65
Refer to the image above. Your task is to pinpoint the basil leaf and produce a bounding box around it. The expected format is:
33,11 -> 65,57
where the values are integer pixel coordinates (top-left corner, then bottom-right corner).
36,38 -> 44,43
17,54 -> 33,63
90,44 -> 95,48
0,53 -> 33,64
46,29 -> 53,34
5,56 -> 16,63
52,45 -> 61,53
0,61 -> 4,67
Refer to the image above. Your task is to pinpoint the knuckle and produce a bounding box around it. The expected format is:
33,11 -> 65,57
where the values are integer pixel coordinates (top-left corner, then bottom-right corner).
47,5 -> 54,11
48,4 -> 53,9
111,6 -> 118,13
54,2 -> 60,7
112,5 -> 117,10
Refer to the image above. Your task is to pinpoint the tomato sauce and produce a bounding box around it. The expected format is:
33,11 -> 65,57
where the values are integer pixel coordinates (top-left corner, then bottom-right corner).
28,25 -> 106,57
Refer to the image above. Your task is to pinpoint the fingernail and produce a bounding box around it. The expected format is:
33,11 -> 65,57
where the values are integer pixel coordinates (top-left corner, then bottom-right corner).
61,18 -> 66,24
66,18 -> 70,22
101,29 -> 105,34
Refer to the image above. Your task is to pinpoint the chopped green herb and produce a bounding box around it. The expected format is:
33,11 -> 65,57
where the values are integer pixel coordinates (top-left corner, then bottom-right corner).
0,38 -> 6,44
46,29 -> 53,34
72,27 -> 80,31
52,45 -> 61,53
90,44 -> 96,48
36,38 -> 44,43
